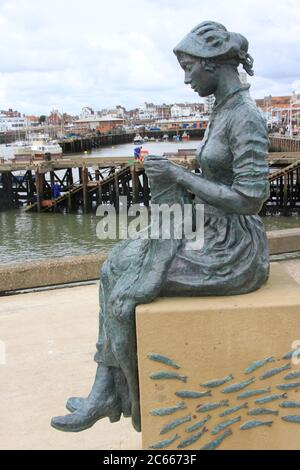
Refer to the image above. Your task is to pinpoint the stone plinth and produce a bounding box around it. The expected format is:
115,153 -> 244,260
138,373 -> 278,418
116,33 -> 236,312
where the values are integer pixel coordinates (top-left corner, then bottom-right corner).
136,263 -> 300,450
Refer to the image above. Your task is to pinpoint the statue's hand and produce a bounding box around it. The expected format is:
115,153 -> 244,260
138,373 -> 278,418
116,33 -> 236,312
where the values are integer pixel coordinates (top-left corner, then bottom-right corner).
144,156 -> 179,184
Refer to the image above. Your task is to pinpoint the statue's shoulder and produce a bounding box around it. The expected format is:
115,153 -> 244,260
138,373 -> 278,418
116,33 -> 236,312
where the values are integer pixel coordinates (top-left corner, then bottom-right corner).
227,90 -> 267,134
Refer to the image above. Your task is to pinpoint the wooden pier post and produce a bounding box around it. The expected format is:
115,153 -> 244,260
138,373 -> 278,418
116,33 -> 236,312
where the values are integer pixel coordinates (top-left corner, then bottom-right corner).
142,172 -> 150,207
114,173 -> 120,212
95,169 -> 102,206
131,164 -> 139,205
35,168 -> 44,213
96,184 -> 102,207
50,171 -> 55,196
78,167 -> 83,184
82,166 -> 88,212
283,172 -> 289,216
67,168 -> 74,187
108,182 -> 113,205
1,172 -> 14,209
27,171 -> 35,204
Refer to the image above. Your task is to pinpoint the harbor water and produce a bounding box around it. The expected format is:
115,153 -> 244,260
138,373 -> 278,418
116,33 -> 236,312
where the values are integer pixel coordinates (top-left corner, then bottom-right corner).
0,210 -> 299,266
0,141 -> 299,265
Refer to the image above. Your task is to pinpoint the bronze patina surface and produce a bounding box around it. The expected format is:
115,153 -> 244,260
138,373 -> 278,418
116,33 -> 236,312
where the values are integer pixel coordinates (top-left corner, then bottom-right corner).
51,21 -> 270,434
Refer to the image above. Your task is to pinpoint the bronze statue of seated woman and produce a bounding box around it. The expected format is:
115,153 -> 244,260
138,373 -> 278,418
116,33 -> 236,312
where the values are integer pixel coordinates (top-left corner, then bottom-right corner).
51,21 -> 270,434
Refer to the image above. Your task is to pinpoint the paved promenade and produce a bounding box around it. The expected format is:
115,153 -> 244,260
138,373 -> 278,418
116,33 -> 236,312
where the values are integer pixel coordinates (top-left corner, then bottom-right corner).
0,259 -> 299,450
0,283 -> 141,450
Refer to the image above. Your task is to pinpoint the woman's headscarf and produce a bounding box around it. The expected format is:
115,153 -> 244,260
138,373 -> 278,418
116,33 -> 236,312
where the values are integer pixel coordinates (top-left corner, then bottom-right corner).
174,21 -> 254,76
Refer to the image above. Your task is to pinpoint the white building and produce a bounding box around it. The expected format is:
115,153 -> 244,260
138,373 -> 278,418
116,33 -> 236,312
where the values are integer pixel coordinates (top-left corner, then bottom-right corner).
80,107 -> 95,119
204,95 -> 215,115
0,115 -> 27,132
171,104 -> 192,118
138,102 -> 157,120
99,106 -> 125,119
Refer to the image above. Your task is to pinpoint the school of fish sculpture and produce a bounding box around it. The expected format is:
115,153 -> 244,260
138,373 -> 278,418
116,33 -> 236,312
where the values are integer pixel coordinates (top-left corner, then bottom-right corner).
147,349 -> 300,450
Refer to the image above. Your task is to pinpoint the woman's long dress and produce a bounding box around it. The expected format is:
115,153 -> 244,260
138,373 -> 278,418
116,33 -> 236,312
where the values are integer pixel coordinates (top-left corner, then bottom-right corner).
94,85 -> 270,431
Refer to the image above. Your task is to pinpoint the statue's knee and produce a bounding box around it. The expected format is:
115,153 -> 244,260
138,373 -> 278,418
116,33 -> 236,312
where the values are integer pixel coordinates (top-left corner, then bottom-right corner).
112,338 -> 127,356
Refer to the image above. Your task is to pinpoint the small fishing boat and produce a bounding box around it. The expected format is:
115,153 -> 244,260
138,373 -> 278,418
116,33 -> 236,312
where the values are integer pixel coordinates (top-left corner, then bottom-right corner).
13,138 -> 63,161
133,134 -> 144,145
162,133 -> 169,142
182,131 -> 190,142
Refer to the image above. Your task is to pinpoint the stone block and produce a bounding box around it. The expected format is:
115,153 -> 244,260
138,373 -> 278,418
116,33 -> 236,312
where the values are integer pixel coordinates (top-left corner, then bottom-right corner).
136,263 -> 300,450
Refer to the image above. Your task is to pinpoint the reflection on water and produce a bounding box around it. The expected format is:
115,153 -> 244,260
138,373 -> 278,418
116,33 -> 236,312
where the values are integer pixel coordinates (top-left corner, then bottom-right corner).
0,210 -> 299,266
89,140 -> 199,157
263,215 -> 300,231
0,210 -> 116,265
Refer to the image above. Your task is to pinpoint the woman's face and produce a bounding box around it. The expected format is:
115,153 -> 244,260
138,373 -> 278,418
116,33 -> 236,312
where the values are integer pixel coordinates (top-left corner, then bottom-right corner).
177,53 -> 219,97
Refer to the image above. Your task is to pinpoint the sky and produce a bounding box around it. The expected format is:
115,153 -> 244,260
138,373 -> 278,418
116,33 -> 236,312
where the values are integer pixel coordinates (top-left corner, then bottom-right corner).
0,0 -> 299,115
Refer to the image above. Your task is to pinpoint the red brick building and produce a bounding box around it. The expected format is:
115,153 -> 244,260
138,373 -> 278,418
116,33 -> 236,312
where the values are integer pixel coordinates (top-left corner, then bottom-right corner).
74,116 -> 125,134
255,95 -> 291,113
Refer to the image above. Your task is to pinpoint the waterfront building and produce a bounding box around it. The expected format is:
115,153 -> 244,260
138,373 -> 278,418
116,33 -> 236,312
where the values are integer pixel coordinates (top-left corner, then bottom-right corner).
255,95 -> 291,115
204,95 -> 215,115
255,94 -> 300,134
156,116 -> 209,131
98,106 -> 126,119
189,102 -> 205,115
156,104 -> 171,120
25,115 -> 40,127
74,115 -> 125,134
0,108 -> 21,118
170,103 -> 204,119
171,103 -> 193,118
49,110 -> 63,126
80,107 -> 95,119
0,114 -> 27,132
138,102 -> 157,121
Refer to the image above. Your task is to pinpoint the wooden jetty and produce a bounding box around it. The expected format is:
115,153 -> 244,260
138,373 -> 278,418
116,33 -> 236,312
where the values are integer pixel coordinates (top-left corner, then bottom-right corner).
0,152 -> 299,215
269,135 -> 300,153
0,155 -> 194,213
265,159 -> 300,216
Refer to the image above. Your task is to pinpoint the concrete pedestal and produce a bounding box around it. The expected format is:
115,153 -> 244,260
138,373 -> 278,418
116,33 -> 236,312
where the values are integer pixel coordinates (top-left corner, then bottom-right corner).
136,263 -> 300,450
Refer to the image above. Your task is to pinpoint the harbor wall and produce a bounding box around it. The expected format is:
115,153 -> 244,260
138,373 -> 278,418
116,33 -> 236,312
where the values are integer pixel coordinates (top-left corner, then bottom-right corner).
269,136 -> 300,152
59,129 -> 205,154
0,229 -> 300,294
0,253 -> 106,294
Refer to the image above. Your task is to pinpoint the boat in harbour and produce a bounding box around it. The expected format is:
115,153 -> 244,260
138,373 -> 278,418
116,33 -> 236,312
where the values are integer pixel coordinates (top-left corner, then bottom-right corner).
133,134 -> 144,145
13,137 -> 63,162
182,131 -> 190,142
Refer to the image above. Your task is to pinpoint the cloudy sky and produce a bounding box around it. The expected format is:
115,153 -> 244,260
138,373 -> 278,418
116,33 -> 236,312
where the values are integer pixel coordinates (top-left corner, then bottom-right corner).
0,0 -> 299,115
